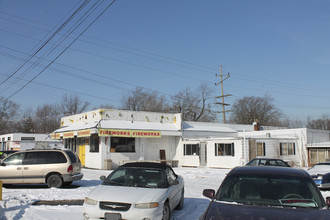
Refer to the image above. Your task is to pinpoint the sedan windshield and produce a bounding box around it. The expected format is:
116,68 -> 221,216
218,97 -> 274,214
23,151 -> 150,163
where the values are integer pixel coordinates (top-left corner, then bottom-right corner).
103,167 -> 166,188
216,174 -> 323,208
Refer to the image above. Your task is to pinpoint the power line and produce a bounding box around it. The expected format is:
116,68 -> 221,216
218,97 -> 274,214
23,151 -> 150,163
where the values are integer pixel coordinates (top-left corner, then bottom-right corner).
2,0 -> 118,102
0,0 -> 90,87
2,10 -> 329,96
0,11 -> 217,74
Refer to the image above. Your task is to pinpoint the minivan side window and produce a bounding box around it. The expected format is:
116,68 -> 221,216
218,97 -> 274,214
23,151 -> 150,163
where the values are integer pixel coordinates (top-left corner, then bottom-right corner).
3,153 -> 24,165
24,152 -> 67,165
65,151 -> 78,163
24,152 -> 45,164
47,152 -> 67,164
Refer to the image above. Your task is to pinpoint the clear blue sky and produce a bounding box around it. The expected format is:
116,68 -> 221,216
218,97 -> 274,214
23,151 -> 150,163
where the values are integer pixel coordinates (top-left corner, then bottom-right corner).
1,0 -> 330,122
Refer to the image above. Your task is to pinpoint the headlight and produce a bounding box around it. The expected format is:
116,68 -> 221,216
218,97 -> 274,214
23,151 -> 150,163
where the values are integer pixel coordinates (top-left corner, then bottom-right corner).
84,197 -> 98,205
135,202 -> 159,209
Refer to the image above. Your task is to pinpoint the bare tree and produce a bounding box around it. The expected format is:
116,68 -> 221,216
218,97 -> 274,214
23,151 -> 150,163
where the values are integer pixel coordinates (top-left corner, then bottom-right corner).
307,114 -> 330,130
229,94 -> 284,126
97,104 -> 117,109
0,97 -> 20,134
287,118 -> 306,128
19,108 -> 36,133
34,104 -> 61,133
121,87 -> 169,112
61,94 -> 89,116
170,83 -> 217,122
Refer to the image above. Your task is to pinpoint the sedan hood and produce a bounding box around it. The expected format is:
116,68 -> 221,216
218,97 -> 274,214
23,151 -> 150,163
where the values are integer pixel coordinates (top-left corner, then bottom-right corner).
308,167 -> 329,176
202,201 -> 330,220
87,184 -> 167,204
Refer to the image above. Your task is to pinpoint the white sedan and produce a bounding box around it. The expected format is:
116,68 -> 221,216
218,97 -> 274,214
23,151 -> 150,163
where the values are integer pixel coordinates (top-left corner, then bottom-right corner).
83,162 -> 184,220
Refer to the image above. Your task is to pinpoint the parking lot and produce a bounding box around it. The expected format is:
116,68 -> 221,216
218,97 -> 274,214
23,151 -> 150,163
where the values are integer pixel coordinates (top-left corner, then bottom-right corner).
1,167 -> 330,220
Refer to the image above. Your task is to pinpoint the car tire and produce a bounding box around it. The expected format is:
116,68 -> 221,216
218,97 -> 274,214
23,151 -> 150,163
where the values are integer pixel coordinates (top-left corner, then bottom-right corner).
176,188 -> 184,210
162,201 -> 171,220
47,174 -> 63,188
63,181 -> 73,186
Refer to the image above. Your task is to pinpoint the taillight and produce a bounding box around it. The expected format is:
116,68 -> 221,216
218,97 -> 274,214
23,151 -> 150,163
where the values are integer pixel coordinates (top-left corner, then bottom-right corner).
67,165 -> 73,173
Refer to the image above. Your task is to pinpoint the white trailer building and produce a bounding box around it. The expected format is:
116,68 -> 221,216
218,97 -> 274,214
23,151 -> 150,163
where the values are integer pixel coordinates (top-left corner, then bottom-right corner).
51,109 -> 330,169
0,133 -> 63,151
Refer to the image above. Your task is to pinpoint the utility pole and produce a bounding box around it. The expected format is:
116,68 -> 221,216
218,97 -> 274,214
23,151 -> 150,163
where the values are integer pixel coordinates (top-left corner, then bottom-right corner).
215,65 -> 231,123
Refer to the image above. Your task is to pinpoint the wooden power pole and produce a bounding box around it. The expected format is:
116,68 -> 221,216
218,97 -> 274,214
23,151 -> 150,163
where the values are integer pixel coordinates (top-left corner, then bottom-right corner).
215,65 -> 231,123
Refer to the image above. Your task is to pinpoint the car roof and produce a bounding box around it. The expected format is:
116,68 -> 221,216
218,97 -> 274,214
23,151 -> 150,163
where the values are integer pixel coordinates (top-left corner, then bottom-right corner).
315,162 -> 330,165
251,158 -> 285,161
230,166 -> 309,178
121,162 -> 170,170
12,149 -> 68,153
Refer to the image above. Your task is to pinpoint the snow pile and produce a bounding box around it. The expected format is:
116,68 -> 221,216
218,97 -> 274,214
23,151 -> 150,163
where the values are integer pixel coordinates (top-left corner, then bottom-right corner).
1,167 -> 329,220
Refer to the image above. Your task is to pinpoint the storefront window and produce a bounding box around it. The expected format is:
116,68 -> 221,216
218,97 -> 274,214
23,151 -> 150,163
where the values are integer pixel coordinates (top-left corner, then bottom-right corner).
310,149 -> 328,164
256,142 -> 265,156
111,137 -> 135,152
65,137 -> 77,152
280,143 -> 295,155
90,134 -> 99,152
215,143 -> 235,156
184,144 -> 200,155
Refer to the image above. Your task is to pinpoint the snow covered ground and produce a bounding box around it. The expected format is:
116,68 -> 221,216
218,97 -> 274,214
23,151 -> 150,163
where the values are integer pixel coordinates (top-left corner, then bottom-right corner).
1,167 -> 330,220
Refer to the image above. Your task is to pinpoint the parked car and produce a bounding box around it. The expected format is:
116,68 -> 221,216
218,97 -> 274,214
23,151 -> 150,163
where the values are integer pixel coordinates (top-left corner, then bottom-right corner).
200,166 -> 330,220
246,158 -> 291,167
0,149 -> 83,188
83,162 -> 184,220
0,150 -> 17,162
307,162 -> 330,190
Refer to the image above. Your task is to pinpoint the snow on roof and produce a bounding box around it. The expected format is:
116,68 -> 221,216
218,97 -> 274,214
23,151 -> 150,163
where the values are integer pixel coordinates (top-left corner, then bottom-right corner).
53,120 -> 181,133
53,121 -> 99,133
183,121 -> 237,133
100,120 -> 180,131
307,141 -> 330,147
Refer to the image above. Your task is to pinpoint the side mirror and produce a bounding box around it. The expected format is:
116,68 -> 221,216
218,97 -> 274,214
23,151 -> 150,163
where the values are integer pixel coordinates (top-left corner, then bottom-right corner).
203,189 -> 215,199
326,197 -> 330,209
169,179 -> 179,186
100,175 -> 106,181
0,163 -> 6,167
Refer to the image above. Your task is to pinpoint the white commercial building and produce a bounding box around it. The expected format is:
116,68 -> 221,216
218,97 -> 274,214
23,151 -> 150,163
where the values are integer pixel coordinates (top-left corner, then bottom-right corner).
51,109 -> 330,169
52,109 -> 182,169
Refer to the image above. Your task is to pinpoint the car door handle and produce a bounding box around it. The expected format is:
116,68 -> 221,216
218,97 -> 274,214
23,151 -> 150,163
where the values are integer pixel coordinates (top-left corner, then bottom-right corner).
24,167 -> 29,170
17,167 -> 22,170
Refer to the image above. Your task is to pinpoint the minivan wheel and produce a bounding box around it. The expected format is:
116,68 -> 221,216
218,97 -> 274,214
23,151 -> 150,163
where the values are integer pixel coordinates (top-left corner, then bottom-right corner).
47,174 -> 63,188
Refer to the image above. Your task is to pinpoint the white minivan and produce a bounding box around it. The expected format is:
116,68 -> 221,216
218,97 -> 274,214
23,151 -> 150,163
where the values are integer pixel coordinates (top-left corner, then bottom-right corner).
0,149 -> 83,188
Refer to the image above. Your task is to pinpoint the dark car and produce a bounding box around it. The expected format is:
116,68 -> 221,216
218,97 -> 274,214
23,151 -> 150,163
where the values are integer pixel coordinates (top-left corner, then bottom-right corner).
307,162 -> 330,189
246,158 -> 291,167
200,166 -> 330,220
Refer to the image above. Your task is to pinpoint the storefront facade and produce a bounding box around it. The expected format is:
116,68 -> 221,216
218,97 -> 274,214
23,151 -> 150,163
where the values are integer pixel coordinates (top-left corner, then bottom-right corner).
51,109 -> 330,169
51,109 -> 182,169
